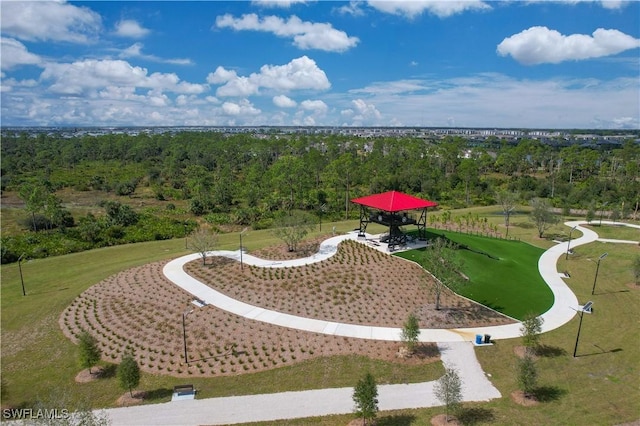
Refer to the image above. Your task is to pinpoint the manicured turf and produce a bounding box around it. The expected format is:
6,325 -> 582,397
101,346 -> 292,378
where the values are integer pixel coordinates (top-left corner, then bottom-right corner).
396,231 -> 553,320
2,214 -> 639,425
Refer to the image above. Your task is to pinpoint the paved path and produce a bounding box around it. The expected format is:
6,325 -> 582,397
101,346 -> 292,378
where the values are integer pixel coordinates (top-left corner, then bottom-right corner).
103,341 -> 500,426
102,221 -> 637,425
163,220 -> 624,342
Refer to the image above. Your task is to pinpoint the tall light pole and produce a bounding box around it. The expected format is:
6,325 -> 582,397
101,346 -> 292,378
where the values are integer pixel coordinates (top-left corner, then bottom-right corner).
239,227 -> 248,271
18,254 -> 26,296
182,308 -> 195,364
565,225 -> 577,261
573,301 -> 593,358
591,252 -> 608,295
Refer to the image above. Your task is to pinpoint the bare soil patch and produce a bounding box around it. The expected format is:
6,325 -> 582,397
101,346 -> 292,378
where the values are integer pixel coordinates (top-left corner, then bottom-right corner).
74,367 -> 108,383
513,346 -> 540,360
59,238 -> 514,378
116,391 -> 146,407
430,414 -> 461,425
510,390 -> 540,407
250,235 -> 328,260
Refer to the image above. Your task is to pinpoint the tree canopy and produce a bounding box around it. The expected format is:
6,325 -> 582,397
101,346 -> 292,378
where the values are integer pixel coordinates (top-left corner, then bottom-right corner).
352,372 -> 379,426
2,129 -> 639,263
117,353 -> 140,397
434,367 -> 463,422
78,331 -> 101,374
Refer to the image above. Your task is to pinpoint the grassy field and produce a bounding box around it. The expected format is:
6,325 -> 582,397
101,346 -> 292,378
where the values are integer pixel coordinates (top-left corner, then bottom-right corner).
238,223 -> 640,425
396,231 -> 553,320
2,210 -> 639,425
2,219 -> 424,411
583,223 -> 640,241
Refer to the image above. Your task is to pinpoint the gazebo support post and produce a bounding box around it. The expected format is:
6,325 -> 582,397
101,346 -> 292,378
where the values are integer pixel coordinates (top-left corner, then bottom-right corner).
417,208 -> 427,240
388,217 -> 394,251
358,205 -> 369,237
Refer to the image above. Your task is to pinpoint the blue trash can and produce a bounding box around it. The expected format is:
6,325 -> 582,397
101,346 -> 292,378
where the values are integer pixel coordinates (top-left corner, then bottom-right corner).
475,334 -> 483,344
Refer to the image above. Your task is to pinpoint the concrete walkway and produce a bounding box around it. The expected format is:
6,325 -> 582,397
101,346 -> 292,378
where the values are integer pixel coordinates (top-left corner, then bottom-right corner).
103,341 -> 500,426
102,221 -> 637,425
163,220 -> 624,342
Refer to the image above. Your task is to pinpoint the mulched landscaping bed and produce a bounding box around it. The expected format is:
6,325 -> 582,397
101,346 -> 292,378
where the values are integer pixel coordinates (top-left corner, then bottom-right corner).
59,238 -> 515,378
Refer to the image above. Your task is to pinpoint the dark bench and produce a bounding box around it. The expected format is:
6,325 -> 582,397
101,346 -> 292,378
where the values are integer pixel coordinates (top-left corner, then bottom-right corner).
173,384 -> 195,396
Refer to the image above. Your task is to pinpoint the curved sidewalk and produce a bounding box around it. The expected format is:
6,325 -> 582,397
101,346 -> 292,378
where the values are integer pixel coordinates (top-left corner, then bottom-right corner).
104,221 -> 635,425
163,221 -> 634,342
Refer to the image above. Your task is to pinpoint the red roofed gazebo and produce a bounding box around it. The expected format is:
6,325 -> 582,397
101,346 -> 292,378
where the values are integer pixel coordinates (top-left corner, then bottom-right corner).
351,191 -> 438,250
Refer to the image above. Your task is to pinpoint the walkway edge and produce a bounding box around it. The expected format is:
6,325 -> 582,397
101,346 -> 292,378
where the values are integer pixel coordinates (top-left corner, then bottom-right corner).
163,221 -> 629,341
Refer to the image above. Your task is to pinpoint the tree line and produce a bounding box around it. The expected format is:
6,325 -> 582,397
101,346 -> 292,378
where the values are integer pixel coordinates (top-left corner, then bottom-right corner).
1,130 -> 638,262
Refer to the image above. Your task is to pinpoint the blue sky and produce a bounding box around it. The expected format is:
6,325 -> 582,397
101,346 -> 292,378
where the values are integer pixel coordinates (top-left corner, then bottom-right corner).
1,1 -> 639,129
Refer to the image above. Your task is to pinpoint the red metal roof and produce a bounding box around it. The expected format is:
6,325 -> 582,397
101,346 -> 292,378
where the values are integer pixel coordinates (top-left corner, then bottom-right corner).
351,191 -> 438,212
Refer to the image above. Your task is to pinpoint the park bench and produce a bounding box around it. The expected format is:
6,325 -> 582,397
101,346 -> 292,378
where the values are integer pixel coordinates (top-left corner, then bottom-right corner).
172,384 -> 196,401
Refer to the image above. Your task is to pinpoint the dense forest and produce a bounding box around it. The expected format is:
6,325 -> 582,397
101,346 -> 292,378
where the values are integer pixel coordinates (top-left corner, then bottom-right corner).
1,130 -> 639,263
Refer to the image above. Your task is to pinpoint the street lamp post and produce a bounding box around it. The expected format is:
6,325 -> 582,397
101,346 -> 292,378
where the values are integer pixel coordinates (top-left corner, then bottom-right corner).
239,227 -> 248,271
591,252 -> 608,295
565,225 -> 577,261
573,301 -> 593,358
182,308 -> 195,364
17,254 -> 26,296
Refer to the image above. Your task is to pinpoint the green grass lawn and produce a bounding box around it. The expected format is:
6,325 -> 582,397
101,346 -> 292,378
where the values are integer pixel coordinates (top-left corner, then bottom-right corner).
2,219 -> 438,411
396,231 -> 553,320
238,223 -> 640,425
583,223 -> 640,241
2,213 -> 639,425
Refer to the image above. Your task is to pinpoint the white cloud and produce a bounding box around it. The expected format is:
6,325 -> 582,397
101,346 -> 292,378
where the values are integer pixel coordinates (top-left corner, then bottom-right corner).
210,56 -> 330,97
0,37 -> 42,71
207,66 -> 239,84
215,13 -> 359,52
350,74 -> 639,128
367,0 -> 490,18
221,99 -> 261,116
338,99 -> 381,125
337,1 -> 367,16
251,0 -> 314,7
597,0 -> 625,9
350,79 -> 430,95
273,94 -> 297,107
119,43 -> 193,65
497,26 -> 640,65
114,19 -> 150,38
40,59 -> 207,96
215,75 -> 257,97
530,0 -> 626,10
351,98 -> 382,121
3,72 -> 637,128
0,1 -> 101,43
300,99 -> 328,113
